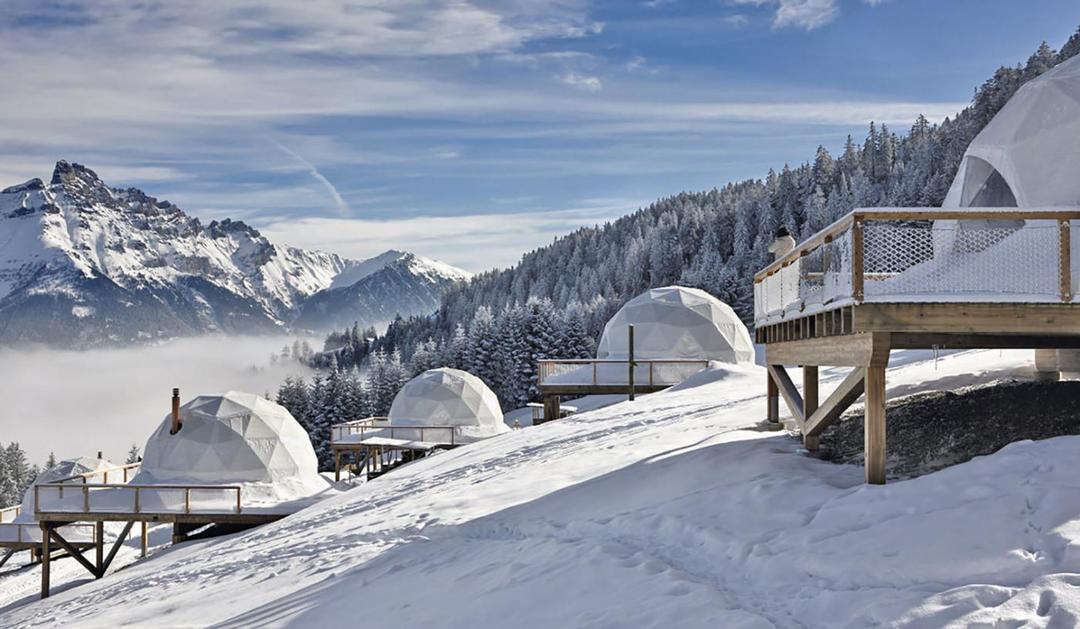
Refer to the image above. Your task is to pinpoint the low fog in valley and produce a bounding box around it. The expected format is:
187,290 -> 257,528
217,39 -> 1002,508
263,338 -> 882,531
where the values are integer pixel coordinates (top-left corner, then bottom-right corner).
0,336 -> 314,466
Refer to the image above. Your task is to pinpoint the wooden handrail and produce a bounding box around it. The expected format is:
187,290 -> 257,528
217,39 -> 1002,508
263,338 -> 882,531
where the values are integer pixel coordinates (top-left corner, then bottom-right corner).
51,462 -> 142,486
754,207 -> 1080,282
34,483 -> 243,515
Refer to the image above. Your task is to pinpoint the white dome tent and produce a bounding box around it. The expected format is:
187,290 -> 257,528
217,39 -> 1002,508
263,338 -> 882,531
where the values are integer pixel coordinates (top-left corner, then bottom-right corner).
389,368 -> 508,443
944,54 -> 1080,209
597,286 -> 755,364
135,391 -> 326,503
0,456 -> 118,547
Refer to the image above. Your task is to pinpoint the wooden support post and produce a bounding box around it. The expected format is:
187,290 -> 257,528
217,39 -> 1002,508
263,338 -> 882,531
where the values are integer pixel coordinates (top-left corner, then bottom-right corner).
95,521 -> 104,574
141,522 -> 148,558
40,523 -> 50,599
334,450 -> 342,482
542,395 -> 561,425
172,522 -> 186,545
864,365 -> 887,485
628,324 -> 636,402
803,366 -> 819,450
852,220 -> 865,302
767,364 -> 804,428
1061,219 -> 1072,303
766,371 -> 780,430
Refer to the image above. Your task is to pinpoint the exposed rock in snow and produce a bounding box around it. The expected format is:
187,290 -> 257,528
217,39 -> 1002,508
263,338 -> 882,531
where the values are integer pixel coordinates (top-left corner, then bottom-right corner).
0,162 -> 469,347
818,379 -> 1080,478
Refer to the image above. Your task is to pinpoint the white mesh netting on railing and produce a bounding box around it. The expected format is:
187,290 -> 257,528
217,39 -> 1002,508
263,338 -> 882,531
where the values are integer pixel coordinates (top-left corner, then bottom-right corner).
754,219 -> 1070,324
35,485 -> 240,514
863,221 -> 1060,300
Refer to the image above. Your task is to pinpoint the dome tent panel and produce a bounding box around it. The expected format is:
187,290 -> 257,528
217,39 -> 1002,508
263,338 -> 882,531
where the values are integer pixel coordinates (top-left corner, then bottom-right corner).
389,368 -> 507,442
945,54 -> 1080,209
15,456 -> 117,519
596,286 -> 755,364
135,391 -> 322,501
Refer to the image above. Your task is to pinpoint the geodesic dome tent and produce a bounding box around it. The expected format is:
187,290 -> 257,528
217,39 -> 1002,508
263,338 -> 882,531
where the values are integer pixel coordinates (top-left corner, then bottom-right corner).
389,368 -> 508,443
134,391 -> 323,500
15,456 -> 117,517
944,54 -> 1080,209
597,286 -> 755,363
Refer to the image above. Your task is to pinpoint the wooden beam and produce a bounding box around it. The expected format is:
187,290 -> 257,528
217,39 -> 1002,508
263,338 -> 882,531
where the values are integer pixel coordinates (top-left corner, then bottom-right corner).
40,524 -> 50,599
100,521 -> 135,576
95,522 -> 104,572
766,365 -> 804,427
854,303 -> 1080,335
864,365 -> 887,484
803,366 -> 819,440
804,368 -> 867,441
766,332 -> 890,367
851,220 -> 864,302
0,548 -> 14,569
1061,219 -> 1072,303
47,527 -> 99,578
141,522 -> 148,559
766,371 -> 779,428
891,332 -> 1080,350
542,395 -> 561,425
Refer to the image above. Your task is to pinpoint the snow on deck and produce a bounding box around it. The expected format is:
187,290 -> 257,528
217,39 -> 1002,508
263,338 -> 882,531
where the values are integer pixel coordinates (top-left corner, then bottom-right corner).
7,350 -> 1080,627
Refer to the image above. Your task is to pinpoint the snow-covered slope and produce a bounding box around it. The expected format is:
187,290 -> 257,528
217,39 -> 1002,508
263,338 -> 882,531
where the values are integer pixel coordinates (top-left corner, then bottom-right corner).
0,162 -> 468,346
293,252 -> 470,332
7,349 -> 1080,627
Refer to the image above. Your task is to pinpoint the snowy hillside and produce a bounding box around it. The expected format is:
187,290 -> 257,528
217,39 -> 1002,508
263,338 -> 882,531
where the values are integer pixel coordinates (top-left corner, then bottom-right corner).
5,350 -> 1080,627
0,163 -> 468,346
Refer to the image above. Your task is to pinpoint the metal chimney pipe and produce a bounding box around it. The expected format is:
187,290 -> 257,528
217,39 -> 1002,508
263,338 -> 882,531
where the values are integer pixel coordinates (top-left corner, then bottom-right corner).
170,388 -> 181,434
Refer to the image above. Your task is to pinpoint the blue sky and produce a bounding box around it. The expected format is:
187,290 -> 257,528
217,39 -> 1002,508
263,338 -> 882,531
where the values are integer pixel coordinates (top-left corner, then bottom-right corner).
3,0 -> 1079,271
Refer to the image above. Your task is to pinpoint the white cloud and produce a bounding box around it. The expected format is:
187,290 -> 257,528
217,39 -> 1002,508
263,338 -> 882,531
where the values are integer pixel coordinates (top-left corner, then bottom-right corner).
773,0 -> 839,30
258,201 -> 640,271
271,141 -> 349,216
559,71 -> 604,92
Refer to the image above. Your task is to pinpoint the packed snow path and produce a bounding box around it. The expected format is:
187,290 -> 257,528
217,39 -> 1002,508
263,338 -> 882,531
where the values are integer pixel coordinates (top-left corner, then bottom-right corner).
4,351 -> 1080,627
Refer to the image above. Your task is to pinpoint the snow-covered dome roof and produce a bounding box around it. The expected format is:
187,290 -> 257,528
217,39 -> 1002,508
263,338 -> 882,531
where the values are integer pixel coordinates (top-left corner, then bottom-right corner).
389,368 -> 508,442
945,55 -> 1080,208
135,392 -> 320,492
597,286 -> 755,363
16,456 -> 116,517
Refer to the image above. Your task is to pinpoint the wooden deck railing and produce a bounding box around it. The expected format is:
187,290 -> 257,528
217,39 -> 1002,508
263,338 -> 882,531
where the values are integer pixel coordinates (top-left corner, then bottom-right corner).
753,207 -> 1080,326
0,521 -> 96,544
537,359 -> 710,387
330,417 -> 458,446
0,505 -> 20,523
52,462 -> 142,486
34,483 -> 243,515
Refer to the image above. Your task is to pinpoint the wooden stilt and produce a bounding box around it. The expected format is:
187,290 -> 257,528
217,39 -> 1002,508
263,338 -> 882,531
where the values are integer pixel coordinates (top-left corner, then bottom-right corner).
766,370 -> 780,429
803,366 -> 819,449
542,395 -> 561,425
140,522 -> 148,558
334,450 -> 342,482
0,548 -> 14,569
40,523 -> 51,599
864,365 -> 887,484
95,521 -> 104,573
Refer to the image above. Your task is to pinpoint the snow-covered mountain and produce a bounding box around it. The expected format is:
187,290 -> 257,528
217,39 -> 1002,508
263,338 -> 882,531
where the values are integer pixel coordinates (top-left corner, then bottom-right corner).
0,161 -> 469,347
294,251 -> 470,332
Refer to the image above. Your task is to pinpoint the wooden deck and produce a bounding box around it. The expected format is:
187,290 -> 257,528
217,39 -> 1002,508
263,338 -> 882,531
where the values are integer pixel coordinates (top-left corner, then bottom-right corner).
31,479 -> 294,598
755,208 -> 1080,484
329,417 -> 460,481
536,358 -> 709,423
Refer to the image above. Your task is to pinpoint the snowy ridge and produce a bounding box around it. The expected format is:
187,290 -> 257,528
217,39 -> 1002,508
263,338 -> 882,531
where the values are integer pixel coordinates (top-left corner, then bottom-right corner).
0,162 -> 469,346
6,350 -> 1080,627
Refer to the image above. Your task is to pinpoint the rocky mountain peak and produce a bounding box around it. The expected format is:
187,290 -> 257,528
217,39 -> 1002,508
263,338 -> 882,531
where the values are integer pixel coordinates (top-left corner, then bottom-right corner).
50,160 -> 113,204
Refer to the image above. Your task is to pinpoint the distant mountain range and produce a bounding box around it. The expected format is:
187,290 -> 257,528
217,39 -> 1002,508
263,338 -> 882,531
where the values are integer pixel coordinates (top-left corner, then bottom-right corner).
0,161 -> 469,347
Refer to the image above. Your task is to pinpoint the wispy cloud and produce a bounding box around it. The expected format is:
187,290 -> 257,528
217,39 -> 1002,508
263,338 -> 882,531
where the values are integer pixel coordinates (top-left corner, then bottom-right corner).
258,200 -> 642,271
271,141 -> 349,216
773,0 -> 839,30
